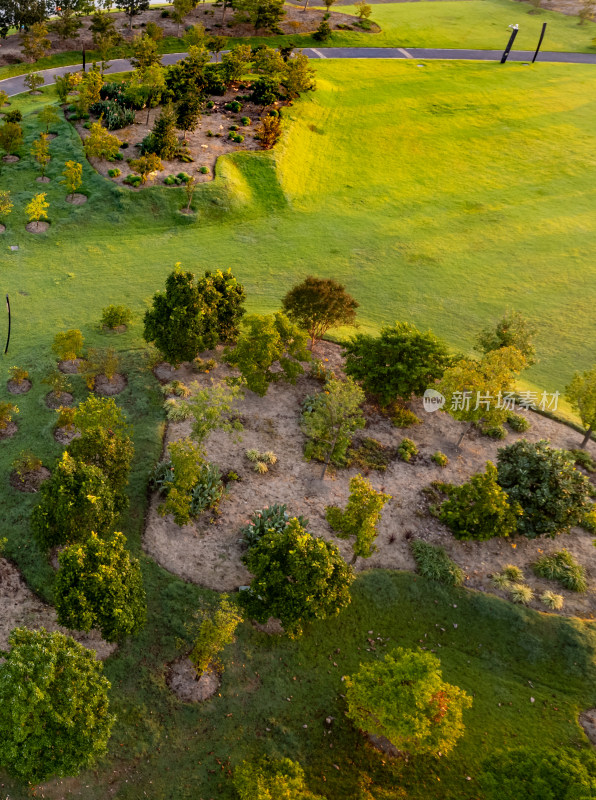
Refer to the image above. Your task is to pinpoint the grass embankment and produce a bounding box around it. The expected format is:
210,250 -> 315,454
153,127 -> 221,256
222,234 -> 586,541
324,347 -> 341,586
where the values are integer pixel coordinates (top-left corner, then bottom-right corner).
0,0 -> 595,80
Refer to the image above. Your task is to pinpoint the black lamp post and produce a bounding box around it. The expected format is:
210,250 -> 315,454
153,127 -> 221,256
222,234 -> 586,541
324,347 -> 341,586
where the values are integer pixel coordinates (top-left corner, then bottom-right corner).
501,24 -> 519,64
4,294 -> 11,355
533,22 -> 547,63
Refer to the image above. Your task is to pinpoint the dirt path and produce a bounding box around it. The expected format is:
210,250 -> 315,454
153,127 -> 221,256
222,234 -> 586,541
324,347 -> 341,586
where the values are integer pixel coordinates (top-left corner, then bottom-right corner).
143,342 -> 596,618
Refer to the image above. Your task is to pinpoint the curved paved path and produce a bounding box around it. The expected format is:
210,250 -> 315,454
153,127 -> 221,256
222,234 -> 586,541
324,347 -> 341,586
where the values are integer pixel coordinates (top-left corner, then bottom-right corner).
1,46 -> 595,96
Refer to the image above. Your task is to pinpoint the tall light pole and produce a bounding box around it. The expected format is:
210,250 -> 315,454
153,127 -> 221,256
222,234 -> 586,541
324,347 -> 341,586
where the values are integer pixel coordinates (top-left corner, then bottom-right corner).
501,24 -> 519,64
533,22 -> 547,63
4,294 -> 11,355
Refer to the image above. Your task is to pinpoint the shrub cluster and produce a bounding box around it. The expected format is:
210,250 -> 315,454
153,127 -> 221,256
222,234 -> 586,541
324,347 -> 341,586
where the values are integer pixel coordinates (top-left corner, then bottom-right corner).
409,539 -> 464,587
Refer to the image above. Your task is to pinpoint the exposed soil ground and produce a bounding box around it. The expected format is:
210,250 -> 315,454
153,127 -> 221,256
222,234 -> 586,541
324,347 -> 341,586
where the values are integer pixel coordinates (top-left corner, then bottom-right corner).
144,342 -> 596,619
7,378 -> 32,394
0,557 -> 117,660
77,88 -> 265,189
0,4 -> 373,66
9,465 -> 50,492
166,657 -> 221,703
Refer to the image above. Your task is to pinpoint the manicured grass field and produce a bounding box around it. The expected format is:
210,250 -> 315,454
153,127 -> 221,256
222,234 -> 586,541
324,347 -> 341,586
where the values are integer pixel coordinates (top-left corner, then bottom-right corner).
1,61 -> 595,395
0,0 -> 595,80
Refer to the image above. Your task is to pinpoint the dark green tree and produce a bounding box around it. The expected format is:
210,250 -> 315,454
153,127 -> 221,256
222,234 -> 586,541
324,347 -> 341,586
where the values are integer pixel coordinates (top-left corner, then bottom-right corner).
196,268 -> 246,343
480,747 -> 596,800
165,45 -> 210,99
282,275 -> 359,349
343,321 -> 452,406
496,439 -> 592,538
0,628 -> 114,782
144,266 -> 215,365
143,103 -> 178,159
55,531 -> 147,642
31,452 -> 117,550
240,518 -> 354,637
476,310 -> 538,366
176,92 -> 202,140
118,0 -> 150,29
224,312 -> 310,396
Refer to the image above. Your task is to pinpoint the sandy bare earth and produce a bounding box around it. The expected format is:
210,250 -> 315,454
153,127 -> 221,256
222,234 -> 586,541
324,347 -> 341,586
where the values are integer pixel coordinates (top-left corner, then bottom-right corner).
143,342 -> 596,619
0,557 -> 117,660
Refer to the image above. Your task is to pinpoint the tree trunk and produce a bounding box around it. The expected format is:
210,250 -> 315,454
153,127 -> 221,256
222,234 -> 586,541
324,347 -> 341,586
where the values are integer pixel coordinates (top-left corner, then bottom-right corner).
581,425 -> 593,449
320,428 -> 340,480
303,0 -> 309,10
456,424 -> 470,449
350,552 -> 358,566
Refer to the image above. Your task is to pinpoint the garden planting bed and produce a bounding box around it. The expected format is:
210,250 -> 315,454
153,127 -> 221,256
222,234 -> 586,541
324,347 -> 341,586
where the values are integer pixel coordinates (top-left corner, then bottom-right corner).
75,91 -> 266,189
0,557 -> 116,661
144,341 -> 596,618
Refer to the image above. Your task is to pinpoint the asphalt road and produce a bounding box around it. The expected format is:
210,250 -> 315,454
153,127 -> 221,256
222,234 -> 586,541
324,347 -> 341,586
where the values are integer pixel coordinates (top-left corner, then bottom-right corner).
1,46 -> 595,96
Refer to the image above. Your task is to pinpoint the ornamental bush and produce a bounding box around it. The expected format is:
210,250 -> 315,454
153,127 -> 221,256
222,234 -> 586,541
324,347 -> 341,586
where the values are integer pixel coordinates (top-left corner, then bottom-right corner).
101,304 -> 132,329
188,595 -> 243,675
240,518 -> 354,637
480,747 -> 596,800
439,462 -> 521,541
0,628 -> 114,783
345,647 -> 472,756
496,439 -> 592,538
68,427 -> 134,513
326,474 -> 390,563
409,539 -> 464,586
31,453 -> 117,550
52,328 -> 84,361
239,503 -> 309,548
55,531 -> 147,642
343,321 -> 451,406
532,550 -> 588,592
234,757 -> 325,800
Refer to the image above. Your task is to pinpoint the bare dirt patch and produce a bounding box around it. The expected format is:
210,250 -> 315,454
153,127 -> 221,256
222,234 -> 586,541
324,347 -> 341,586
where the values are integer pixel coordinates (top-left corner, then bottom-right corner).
58,357 -> 83,374
53,425 -> 78,445
0,557 -> 116,660
580,709 -> 596,745
0,422 -> 18,440
65,192 -> 87,205
7,378 -> 32,395
45,390 -> 74,409
2,155 -> 19,163
102,324 -> 127,334
93,372 -> 128,396
26,221 -> 50,233
143,342 -> 596,619
36,175 -> 51,183
166,657 -> 221,703
9,466 -> 50,493
0,224 -> 5,234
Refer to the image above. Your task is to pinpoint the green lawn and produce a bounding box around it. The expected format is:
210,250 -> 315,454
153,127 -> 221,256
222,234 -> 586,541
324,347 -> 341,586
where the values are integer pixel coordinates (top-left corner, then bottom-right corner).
2,60 -> 595,395
1,60 -> 596,799
1,0 -> 595,80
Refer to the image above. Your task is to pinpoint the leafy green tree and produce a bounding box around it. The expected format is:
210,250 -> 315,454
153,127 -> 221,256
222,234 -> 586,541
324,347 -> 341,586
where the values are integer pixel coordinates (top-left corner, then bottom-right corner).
476,310 -> 537,366
84,122 -> 122,160
282,52 -> 316,99
344,322 -> 452,407
282,275 -> 359,349
234,757 -> 325,800
165,45 -> 210,98
184,22 -> 206,48
221,44 -> 253,83
52,328 -> 84,361
188,595 -> 243,675
250,76 -> 279,107
158,437 -> 203,525
144,103 -> 178,159
187,381 -> 243,450
480,747 -> 596,800
31,132 -> 50,177
130,33 -> 160,68
72,395 -> 128,435
25,191 -> 49,230
301,375 -> 365,477
355,0 -> 372,19
566,365 -> 596,447
76,66 -> 103,114
439,461 -> 521,541
0,121 -> 23,155
496,439 -> 592,538
0,628 -> 114,783
31,452 -> 117,550
240,517 -> 354,637
253,46 -> 285,77
172,0 -> 193,35
196,268 -> 246,342
127,63 -> 166,124
129,153 -> 163,184
24,71 -> 44,92
206,33 -> 227,61
119,0 -> 150,29
55,531 -> 146,642
326,474 -> 390,563
50,7 -> 82,40
68,427 -> 134,512
61,160 -> 83,198
176,92 -> 202,140
144,266 -> 215,365
438,346 -> 527,446
22,22 -> 51,61
236,0 -> 285,33
38,103 -> 60,132
345,647 -> 472,756
225,312 -> 310,396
